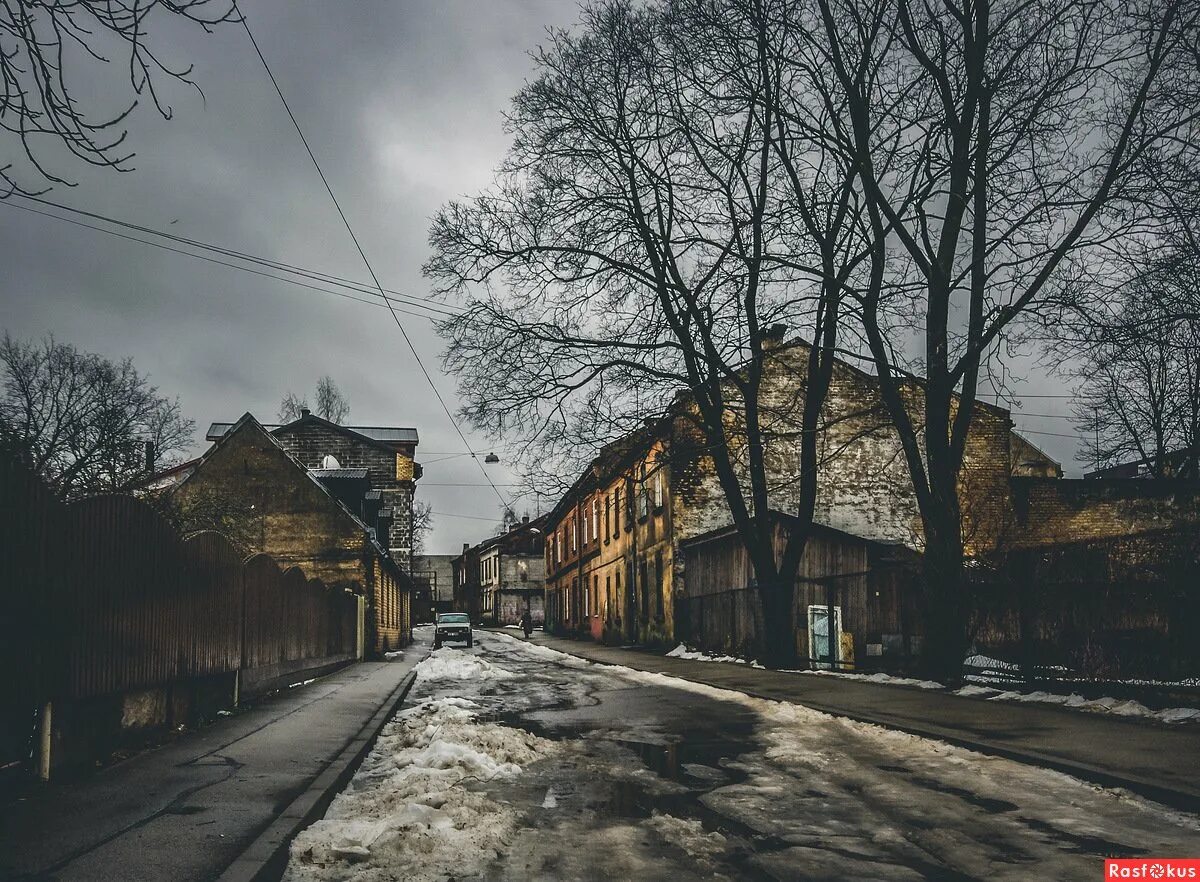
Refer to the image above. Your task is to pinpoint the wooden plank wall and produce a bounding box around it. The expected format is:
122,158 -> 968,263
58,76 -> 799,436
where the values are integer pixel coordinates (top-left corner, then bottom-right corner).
0,457 -> 361,771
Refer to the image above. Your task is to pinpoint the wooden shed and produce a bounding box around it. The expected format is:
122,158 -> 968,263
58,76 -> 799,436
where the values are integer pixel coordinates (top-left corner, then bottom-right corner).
677,512 -> 921,669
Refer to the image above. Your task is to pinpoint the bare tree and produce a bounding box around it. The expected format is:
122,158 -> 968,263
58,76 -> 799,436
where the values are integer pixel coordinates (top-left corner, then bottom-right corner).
0,332 -> 194,499
315,375 -> 350,424
411,499 -> 434,557
427,0 -> 874,666
278,391 -> 310,423
1070,252 -> 1200,476
279,376 -> 350,424
806,0 -> 1200,677
1,0 -> 236,196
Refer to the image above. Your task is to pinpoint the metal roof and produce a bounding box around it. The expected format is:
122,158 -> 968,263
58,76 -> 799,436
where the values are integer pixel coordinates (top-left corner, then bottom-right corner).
308,468 -> 369,480
205,421 -> 419,444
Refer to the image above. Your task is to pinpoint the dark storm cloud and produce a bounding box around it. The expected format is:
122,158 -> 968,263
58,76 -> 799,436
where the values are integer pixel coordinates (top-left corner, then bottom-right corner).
0,1 -> 577,551
0,0 -> 1084,551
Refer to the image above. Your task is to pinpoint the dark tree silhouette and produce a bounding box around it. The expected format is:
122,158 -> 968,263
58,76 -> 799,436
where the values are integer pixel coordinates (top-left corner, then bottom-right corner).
0,332 -> 194,499
1,0 -> 236,196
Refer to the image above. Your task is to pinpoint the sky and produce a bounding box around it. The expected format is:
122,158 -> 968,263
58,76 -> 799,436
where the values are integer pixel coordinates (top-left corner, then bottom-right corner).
0,0 -> 1087,554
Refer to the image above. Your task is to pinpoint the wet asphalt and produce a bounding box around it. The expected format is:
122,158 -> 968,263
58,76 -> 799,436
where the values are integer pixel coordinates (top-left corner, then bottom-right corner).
407,630 -> 1200,882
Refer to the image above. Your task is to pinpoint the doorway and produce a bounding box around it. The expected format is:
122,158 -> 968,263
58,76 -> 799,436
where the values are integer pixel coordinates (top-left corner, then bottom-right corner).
808,604 -> 841,669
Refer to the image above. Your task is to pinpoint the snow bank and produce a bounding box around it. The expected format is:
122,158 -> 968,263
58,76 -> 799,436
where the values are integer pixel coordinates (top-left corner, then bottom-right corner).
947,685 -> 1200,724
666,643 -> 766,668
414,647 -> 515,683
286,687 -> 558,881
801,669 -> 944,690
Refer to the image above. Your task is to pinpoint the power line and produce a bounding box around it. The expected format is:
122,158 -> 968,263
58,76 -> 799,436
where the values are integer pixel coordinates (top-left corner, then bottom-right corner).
237,7 -> 507,509
432,510 -> 511,522
1,199 -> 444,322
3,193 -> 461,320
1012,427 -> 1082,440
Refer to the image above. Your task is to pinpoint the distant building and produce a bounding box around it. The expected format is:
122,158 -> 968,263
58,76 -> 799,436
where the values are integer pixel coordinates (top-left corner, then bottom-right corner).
175,413 -> 413,656
1084,446 -> 1199,480
456,517 -> 547,626
206,409 -> 421,569
410,554 -> 451,619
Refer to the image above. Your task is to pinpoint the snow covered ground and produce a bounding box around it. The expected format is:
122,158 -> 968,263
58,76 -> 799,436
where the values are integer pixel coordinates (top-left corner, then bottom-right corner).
285,633 -> 1200,881
668,643 -> 1200,724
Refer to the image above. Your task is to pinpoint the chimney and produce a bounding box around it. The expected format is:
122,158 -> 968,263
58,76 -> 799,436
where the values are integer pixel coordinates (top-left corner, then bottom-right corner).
300,407 -> 311,418
761,323 -> 788,351
144,441 -> 155,474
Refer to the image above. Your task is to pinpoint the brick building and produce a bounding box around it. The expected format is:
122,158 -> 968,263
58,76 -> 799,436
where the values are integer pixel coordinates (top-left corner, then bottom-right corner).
175,413 -> 412,655
545,428 -> 675,645
541,337 -> 1091,658
453,518 -> 548,626
206,410 -> 420,569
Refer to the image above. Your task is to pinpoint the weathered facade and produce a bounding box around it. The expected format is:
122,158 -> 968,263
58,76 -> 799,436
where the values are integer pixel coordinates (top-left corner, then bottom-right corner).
207,412 -> 420,568
176,414 -> 412,656
679,514 -> 921,667
544,432 -> 676,645
459,517 -> 547,626
541,338 -> 1200,667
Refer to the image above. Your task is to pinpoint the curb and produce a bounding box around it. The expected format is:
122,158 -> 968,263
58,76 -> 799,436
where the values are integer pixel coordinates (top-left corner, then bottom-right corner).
523,636 -> 1200,814
215,658 -> 426,882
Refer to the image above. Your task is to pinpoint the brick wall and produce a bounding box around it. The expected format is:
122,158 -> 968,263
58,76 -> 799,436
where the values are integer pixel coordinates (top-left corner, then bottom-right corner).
174,419 -> 408,655
271,422 -> 416,568
669,344 -> 1024,557
1010,477 -> 1200,548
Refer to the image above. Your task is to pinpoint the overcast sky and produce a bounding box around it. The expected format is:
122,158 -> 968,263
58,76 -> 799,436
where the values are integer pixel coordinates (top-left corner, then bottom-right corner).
0,0 -> 1086,554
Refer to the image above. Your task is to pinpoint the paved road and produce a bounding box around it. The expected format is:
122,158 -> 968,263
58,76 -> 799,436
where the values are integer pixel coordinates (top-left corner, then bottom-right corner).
283,631 -> 1200,882
518,630 -> 1200,810
0,644 -> 426,882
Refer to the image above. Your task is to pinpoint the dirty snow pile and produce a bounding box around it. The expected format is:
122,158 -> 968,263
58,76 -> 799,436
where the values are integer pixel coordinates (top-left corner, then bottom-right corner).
413,648 -> 515,682
800,669 -> 945,690
284,653 -> 556,882
953,685 -> 1200,724
666,643 -> 766,669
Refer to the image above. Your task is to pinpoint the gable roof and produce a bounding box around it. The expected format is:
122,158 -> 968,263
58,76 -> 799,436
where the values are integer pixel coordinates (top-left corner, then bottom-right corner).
184,412 -> 380,543
206,416 -> 418,448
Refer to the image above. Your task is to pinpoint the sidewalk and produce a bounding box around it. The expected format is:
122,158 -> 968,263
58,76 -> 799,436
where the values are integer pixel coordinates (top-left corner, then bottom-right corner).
517,631 -> 1200,811
0,637 -> 429,882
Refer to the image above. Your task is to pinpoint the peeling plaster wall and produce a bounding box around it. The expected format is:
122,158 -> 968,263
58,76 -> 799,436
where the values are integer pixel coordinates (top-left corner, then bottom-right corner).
669,345 -> 1024,557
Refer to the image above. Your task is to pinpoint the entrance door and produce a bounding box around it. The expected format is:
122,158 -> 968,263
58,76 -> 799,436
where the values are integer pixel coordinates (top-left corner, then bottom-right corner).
808,605 -> 841,669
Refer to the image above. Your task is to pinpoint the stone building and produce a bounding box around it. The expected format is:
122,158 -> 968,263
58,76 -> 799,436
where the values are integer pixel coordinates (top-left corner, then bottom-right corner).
176,413 -> 412,656
412,553 -> 457,619
544,428 -> 675,645
458,517 -> 548,626
542,336 -> 1068,655
206,409 -> 420,569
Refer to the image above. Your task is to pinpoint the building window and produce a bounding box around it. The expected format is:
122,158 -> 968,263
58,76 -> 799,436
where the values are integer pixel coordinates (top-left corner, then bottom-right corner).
613,488 -> 621,536
604,495 -> 611,541
558,529 -> 564,562
653,471 -> 664,509
571,518 -> 578,552
655,551 -> 664,618
639,560 -> 649,623
605,575 -> 611,618
592,499 -> 600,543
637,464 -> 649,519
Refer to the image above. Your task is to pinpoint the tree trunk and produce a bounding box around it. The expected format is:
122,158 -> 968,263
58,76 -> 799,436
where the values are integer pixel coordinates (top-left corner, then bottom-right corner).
918,517 -> 969,683
758,577 -> 796,669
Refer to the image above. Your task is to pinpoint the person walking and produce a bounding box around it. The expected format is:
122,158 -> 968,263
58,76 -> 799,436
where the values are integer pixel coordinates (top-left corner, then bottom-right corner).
521,608 -> 534,639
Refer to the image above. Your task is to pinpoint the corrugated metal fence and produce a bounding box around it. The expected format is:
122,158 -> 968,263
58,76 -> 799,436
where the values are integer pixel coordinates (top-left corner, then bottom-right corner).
0,457 -> 361,778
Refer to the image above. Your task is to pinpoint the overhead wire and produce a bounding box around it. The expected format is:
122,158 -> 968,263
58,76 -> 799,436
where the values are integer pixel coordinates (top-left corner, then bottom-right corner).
2,193 -> 461,320
235,6 -> 508,508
